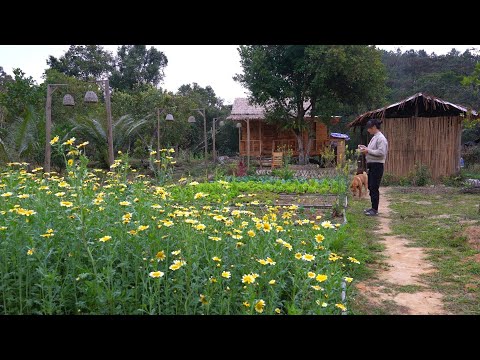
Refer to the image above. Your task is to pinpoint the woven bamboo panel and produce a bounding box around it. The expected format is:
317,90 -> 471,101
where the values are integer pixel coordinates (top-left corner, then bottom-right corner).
383,116 -> 462,179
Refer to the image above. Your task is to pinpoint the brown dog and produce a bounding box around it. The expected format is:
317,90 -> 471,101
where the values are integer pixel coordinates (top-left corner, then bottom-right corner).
350,171 -> 368,197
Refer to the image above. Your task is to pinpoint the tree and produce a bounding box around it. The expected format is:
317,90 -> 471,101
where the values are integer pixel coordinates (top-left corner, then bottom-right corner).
110,46 -> 168,91
0,66 -> 13,92
235,45 -> 386,164
462,62 -> 480,129
177,83 -> 223,108
0,68 -> 43,124
176,83 -> 236,155
0,66 -> 14,129
46,45 -> 114,81
381,48 -> 480,108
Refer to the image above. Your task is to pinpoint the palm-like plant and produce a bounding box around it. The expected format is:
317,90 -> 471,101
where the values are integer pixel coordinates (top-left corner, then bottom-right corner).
68,114 -> 158,167
1,105 -> 44,164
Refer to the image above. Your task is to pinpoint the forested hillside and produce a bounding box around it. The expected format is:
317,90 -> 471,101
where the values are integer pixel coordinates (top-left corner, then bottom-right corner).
381,48 -> 480,109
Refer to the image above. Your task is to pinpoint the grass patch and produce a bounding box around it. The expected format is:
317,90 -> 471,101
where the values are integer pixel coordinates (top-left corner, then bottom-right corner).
393,284 -> 425,293
341,196 -> 387,314
387,187 -> 480,314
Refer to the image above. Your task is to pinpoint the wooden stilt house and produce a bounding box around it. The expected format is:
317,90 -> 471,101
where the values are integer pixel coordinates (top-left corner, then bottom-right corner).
227,98 -> 345,165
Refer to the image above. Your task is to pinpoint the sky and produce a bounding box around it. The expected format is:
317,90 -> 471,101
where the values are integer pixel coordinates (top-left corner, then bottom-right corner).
0,45 -> 479,105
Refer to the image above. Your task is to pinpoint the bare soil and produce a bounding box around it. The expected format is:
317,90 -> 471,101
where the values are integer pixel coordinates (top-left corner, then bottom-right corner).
464,226 -> 480,250
356,188 -> 448,315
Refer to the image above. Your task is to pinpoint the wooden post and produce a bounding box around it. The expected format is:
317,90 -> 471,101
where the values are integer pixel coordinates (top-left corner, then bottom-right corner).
247,119 -> 251,168
457,116 -> 462,173
212,118 -> 216,163
157,108 -> 161,172
259,120 -> 262,164
104,79 -> 114,166
44,85 -> 53,173
203,109 -> 207,167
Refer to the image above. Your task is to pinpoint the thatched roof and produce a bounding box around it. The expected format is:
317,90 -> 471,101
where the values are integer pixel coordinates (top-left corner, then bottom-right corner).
227,98 -> 265,120
226,98 -> 313,121
348,92 -> 479,128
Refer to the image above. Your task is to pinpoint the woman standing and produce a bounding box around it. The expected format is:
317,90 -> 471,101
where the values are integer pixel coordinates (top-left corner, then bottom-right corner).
360,119 -> 388,216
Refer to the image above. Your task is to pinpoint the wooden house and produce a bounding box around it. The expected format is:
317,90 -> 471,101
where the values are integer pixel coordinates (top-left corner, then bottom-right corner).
227,98 -> 344,164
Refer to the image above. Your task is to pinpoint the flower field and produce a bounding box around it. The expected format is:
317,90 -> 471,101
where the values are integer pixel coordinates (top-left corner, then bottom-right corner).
0,141 -> 358,314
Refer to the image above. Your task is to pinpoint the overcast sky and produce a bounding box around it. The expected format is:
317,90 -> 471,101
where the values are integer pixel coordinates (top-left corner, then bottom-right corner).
0,45 -> 479,105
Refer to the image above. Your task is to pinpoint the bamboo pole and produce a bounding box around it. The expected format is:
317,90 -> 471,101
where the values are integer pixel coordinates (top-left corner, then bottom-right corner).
247,119 -> 250,168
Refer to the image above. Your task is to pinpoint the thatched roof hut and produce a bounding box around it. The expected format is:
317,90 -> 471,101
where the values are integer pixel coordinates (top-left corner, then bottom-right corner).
348,93 -> 478,179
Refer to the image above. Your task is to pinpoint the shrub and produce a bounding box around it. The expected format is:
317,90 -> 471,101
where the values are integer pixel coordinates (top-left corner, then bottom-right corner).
462,145 -> 480,167
408,163 -> 431,186
381,173 -> 397,186
440,174 -> 465,187
272,167 -> 295,180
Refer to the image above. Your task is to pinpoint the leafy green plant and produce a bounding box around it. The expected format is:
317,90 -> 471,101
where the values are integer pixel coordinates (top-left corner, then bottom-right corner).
0,144 -> 357,315
147,147 -> 176,184
408,163 -> 431,186
272,167 -> 295,180
381,173 -> 397,186
462,146 -> 480,167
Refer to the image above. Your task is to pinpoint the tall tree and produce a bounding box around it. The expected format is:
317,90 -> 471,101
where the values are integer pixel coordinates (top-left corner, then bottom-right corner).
0,66 -> 13,128
177,83 -> 223,108
176,83 -> 234,155
0,68 -> 43,123
235,45 -> 386,164
0,66 -> 13,92
461,62 -> 480,129
110,46 -> 168,91
46,45 -> 114,81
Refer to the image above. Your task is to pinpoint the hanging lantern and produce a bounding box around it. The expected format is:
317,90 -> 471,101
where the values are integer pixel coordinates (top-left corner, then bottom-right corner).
219,120 -> 225,127
165,113 -> 174,121
63,94 -> 75,106
188,116 -> 196,123
84,91 -> 99,103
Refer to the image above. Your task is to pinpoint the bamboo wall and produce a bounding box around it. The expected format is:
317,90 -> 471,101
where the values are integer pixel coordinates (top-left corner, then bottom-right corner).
383,116 -> 463,179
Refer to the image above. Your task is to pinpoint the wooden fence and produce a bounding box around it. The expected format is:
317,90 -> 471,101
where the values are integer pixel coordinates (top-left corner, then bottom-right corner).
383,116 -> 462,179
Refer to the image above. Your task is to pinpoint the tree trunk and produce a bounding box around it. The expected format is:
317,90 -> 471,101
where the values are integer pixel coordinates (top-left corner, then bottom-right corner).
305,137 -> 314,164
296,133 -> 306,165
304,123 -> 316,165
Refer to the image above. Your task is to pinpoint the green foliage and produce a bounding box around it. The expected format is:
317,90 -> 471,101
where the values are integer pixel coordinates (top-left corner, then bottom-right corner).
235,45 -> 386,164
462,145 -> 480,167
110,45 -> 168,91
0,68 -> 43,124
381,164 -> 431,186
147,148 -> 176,184
46,45 -> 114,81
0,66 -> 13,92
440,173 -> 465,187
0,153 -> 354,315
381,173 -> 397,187
271,167 -> 294,180
408,163 -> 431,186
382,48 -> 480,109
0,105 -> 45,164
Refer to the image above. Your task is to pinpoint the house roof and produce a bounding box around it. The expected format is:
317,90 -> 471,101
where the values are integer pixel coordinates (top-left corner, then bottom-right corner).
226,98 -> 314,121
348,92 -> 479,128
226,98 -> 265,120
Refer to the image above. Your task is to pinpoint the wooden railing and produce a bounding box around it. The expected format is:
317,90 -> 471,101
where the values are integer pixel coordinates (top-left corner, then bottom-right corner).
239,139 -> 338,157
239,140 -> 261,156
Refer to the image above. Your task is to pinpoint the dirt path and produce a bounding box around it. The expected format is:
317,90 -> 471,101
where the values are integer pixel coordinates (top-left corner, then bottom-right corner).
357,188 -> 447,315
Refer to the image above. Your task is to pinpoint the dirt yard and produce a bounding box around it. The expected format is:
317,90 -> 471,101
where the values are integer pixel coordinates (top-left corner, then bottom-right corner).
351,186 -> 480,315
